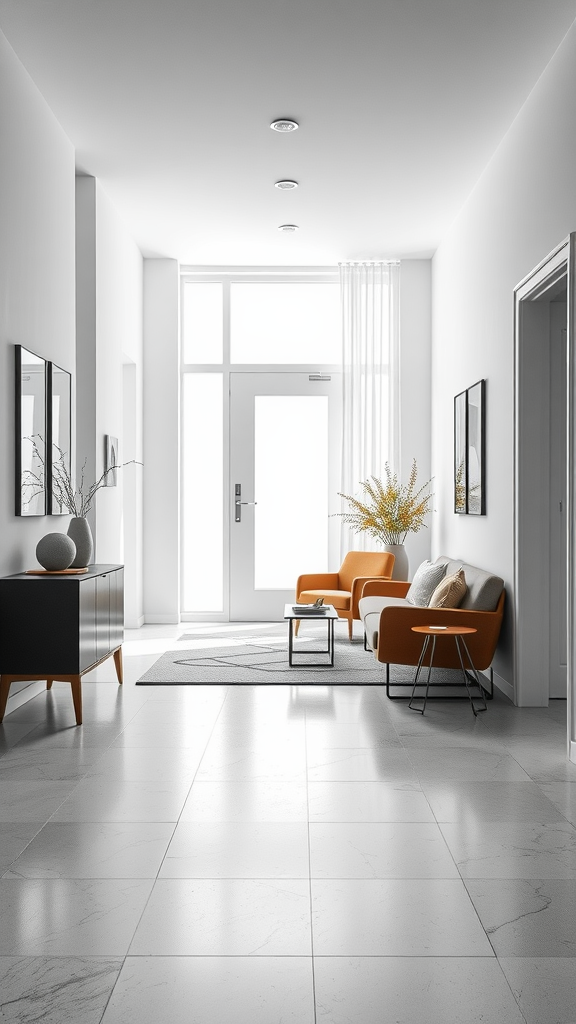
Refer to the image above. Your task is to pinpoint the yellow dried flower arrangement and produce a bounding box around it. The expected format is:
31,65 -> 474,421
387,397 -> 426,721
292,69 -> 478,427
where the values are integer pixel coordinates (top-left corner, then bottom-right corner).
337,460 -> 433,545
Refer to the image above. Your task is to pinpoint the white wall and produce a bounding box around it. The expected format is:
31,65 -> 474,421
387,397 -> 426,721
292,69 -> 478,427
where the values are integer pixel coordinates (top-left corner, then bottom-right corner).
431,19 -> 576,691
143,258 -> 180,622
0,29 -> 75,576
76,176 -> 144,623
400,260 -> 432,575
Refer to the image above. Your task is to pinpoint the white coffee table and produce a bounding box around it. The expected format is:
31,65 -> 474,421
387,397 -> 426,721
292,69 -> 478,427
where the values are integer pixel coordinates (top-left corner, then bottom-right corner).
283,604 -> 338,667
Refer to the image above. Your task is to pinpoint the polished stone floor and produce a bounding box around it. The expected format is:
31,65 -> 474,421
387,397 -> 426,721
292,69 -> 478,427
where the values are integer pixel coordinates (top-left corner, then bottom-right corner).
1,622 -> 576,1023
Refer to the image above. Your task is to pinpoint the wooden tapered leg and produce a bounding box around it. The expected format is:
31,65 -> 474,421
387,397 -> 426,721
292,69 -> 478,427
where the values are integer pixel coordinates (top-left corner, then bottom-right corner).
0,676 -> 13,722
294,620 -> 300,637
348,617 -> 354,640
113,647 -> 123,684
46,679 -> 53,690
70,676 -> 82,725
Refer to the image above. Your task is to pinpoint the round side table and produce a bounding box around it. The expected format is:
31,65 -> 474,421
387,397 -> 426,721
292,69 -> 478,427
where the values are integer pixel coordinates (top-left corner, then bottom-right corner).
408,625 -> 488,717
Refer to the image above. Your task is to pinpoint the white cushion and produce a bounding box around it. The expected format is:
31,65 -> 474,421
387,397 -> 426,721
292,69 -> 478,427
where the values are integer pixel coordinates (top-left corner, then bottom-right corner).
405,560 -> 447,606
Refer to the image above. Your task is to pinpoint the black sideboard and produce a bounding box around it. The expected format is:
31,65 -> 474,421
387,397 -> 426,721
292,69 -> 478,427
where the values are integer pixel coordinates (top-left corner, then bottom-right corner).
0,564 -> 124,725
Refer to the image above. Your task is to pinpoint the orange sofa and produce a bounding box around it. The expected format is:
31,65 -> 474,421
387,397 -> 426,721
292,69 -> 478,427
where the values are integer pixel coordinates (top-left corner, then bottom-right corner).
358,556 -> 505,699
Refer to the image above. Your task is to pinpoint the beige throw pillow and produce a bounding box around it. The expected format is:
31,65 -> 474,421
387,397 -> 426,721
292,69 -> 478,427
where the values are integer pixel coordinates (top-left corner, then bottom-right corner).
428,568 -> 467,609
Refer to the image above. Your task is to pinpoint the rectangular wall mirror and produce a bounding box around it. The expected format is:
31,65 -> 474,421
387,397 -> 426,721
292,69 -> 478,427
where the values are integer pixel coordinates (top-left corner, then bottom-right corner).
454,378 -> 486,515
15,345 -> 47,516
48,362 -> 72,514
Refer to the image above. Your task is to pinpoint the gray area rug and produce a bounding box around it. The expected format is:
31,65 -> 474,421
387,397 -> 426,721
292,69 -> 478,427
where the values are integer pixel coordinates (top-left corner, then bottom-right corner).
136,626 -> 467,687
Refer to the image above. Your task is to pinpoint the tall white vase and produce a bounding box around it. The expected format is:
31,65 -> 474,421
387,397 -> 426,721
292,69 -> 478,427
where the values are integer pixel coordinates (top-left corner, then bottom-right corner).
67,517 -> 94,568
384,543 -> 409,581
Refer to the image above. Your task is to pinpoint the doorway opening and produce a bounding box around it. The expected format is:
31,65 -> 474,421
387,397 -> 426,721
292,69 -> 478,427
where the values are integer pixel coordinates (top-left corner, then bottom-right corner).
514,234 -> 575,761
179,269 -> 342,621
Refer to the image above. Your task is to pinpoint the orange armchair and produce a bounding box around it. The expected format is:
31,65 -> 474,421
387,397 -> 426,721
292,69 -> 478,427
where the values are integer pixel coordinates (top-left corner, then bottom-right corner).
295,550 -> 395,640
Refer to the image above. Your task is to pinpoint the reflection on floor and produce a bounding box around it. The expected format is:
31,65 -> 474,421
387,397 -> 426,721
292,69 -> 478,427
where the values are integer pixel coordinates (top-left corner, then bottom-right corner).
0,621 -> 575,1023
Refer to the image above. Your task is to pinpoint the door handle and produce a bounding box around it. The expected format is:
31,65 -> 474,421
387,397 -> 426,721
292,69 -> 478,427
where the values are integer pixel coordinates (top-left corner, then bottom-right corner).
234,484 -> 257,522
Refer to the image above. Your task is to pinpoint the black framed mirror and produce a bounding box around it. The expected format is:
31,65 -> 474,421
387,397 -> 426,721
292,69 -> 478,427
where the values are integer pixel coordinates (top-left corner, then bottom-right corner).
454,378 -> 486,515
47,362 -> 72,514
15,345 -> 47,516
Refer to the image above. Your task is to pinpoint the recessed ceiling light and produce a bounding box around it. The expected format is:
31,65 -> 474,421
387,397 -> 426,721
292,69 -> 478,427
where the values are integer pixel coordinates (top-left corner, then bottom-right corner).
275,179 -> 299,190
270,119 -> 299,132
278,224 -> 299,232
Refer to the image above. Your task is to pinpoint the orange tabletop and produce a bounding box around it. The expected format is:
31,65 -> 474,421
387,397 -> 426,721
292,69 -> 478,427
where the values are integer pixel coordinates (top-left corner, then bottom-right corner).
411,625 -> 477,636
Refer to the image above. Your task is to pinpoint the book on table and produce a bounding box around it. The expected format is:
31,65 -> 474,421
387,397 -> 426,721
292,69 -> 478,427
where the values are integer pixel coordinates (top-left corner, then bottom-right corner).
292,603 -> 329,615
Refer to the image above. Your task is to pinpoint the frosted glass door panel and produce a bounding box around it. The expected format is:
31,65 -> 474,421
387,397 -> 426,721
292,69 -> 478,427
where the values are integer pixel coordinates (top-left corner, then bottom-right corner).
229,372 -> 341,620
254,396 -> 328,589
182,374 -> 223,611
182,283 -> 223,363
230,283 -> 340,363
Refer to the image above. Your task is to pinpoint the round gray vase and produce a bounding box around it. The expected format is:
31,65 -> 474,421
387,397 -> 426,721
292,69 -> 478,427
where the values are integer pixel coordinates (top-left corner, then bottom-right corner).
383,543 -> 409,581
67,517 -> 94,568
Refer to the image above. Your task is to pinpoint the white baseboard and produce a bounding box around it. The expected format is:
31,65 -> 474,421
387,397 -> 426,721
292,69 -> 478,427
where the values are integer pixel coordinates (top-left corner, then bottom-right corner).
125,615 -> 145,629
144,614 -> 180,624
491,670 -> 514,702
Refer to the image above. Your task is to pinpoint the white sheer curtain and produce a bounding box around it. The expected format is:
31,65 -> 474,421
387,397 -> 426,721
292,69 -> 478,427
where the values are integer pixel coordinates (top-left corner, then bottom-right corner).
339,261 -> 400,555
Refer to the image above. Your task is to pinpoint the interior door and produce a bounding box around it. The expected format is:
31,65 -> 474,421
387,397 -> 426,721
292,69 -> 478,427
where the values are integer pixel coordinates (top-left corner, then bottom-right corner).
229,372 -> 341,620
549,306 -> 567,698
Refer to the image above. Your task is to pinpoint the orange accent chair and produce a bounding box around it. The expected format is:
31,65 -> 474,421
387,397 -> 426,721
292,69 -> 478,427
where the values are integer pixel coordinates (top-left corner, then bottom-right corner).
295,550 -> 395,640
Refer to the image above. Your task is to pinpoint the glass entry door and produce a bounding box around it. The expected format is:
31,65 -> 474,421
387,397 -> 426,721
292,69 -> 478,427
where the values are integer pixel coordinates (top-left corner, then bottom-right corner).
229,372 -> 341,620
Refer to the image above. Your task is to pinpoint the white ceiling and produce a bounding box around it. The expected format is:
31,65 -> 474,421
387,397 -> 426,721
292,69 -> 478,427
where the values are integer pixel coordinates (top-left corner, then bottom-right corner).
1,0 -> 576,265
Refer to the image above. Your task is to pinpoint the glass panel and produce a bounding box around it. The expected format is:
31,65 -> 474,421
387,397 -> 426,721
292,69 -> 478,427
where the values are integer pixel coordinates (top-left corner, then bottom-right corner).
182,374 -> 223,610
231,283 -> 340,363
182,282 -> 223,363
254,395 -> 328,589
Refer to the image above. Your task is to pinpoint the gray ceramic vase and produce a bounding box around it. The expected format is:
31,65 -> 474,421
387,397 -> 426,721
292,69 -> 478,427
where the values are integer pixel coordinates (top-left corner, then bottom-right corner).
67,517 -> 94,568
36,533 -> 76,571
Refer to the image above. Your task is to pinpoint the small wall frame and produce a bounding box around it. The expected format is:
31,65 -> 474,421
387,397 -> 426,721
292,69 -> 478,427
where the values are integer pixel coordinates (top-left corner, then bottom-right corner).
454,379 -> 486,515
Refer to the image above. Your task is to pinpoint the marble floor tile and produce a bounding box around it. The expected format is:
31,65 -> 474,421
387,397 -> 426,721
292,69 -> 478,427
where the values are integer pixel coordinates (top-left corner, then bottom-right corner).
5,821 -> 175,878
0,781 -> 75,822
129,878 -> 311,955
49,777 -> 192,822
441,821 -> 576,878
311,878 -> 493,955
0,956 -> 122,1024
15,721 -> 132,750
0,823 -> 43,874
179,780 -> 309,822
159,821 -> 309,877
465,879 -> 576,956
406,747 -> 532,781
538,781 -> 576,826
423,781 -> 567,823
110,722 -> 215,751
306,747 -> 419,783
0,747 -> 98,781
499,957 -> 576,1024
85,745 -> 205,781
313,956 -> 525,1024
305,721 -> 402,751
309,821 -> 459,878
0,723 -> 39,755
308,781 -> 434,822
100,956 -> 315,1024
195,744 -> 307,781
0,878 -> 154,955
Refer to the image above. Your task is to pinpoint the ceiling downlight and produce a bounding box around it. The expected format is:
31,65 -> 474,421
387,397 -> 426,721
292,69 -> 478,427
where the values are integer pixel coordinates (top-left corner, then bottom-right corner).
270,119 -> 299,132
275,179 -> 299,190
278,224 -> 299,232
